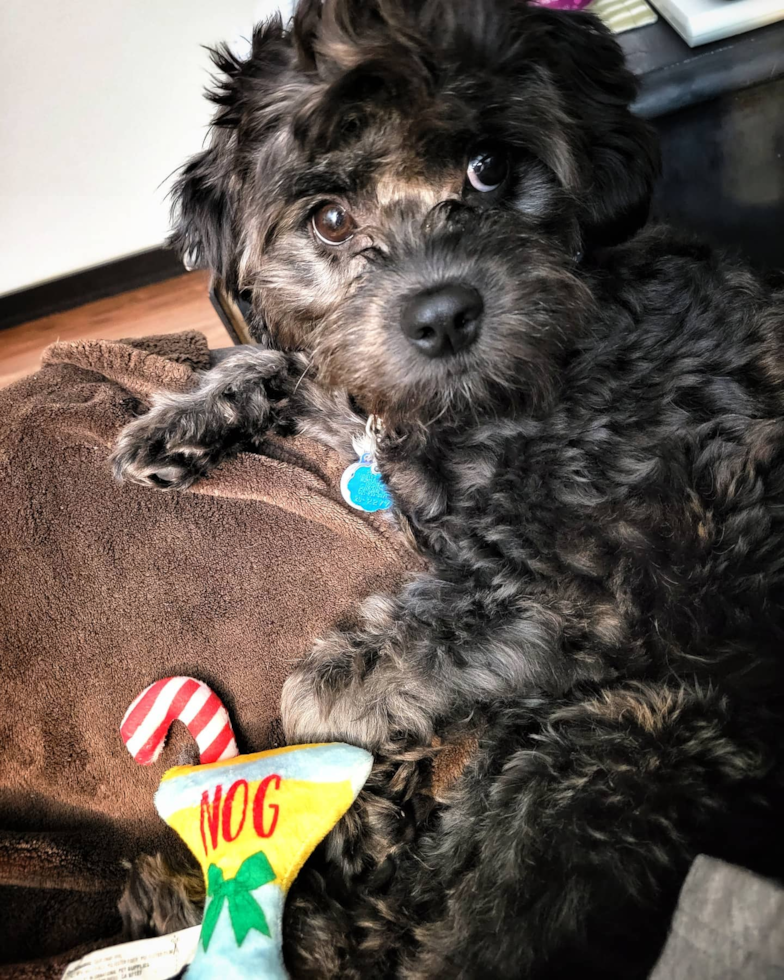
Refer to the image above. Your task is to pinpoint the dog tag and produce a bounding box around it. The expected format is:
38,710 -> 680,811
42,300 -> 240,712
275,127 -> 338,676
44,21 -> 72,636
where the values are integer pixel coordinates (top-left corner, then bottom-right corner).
341,453 -> 392,512
340,416 -> 392,513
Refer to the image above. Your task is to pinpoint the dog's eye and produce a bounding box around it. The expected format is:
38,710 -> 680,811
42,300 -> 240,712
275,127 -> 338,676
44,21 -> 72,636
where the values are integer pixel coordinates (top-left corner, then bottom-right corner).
312,203 -> 356,245
466,145 -> 508,193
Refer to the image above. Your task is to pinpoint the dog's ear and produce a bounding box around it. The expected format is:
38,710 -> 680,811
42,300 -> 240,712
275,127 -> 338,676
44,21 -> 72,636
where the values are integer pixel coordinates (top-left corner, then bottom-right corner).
168,18 -> 293,284
168,144 -> 234,279
534,9 -> 660,248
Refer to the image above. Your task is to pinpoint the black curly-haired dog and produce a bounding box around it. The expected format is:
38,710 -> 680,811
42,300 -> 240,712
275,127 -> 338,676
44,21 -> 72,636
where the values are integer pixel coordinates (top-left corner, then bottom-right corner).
113,0 -> 784,975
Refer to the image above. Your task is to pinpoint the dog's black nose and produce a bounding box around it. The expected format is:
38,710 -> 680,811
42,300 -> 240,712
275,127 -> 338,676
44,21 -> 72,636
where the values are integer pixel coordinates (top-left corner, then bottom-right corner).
401,284 -> 483,358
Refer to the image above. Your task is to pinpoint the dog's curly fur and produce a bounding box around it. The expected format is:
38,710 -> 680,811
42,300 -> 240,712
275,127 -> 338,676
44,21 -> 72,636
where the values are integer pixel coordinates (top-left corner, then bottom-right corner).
113,0 -> 784,975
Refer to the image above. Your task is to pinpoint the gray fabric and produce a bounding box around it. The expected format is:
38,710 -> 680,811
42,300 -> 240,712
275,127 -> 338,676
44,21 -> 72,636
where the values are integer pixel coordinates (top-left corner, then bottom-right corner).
650,855 -> 784,979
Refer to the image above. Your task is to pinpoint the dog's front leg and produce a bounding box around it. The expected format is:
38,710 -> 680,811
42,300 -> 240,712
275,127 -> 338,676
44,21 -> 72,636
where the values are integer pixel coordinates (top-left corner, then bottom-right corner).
111,347 -> 364,489
111,346 -> 299,489
282,627 -> 444,753
281,572 -> 604,752
282,584 -> 492,752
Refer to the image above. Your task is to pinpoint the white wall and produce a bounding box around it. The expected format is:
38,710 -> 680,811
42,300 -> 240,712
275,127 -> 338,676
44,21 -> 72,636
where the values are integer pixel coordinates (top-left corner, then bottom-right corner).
0,0 -> 291,297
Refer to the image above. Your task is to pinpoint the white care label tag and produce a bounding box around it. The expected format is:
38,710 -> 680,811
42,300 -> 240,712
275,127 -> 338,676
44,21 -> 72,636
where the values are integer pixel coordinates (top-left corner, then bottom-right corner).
62,927 -> 200,980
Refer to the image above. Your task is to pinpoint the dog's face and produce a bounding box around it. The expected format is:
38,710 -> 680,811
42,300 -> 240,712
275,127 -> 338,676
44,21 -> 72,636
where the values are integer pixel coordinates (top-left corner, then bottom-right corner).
172,0 -> 659,423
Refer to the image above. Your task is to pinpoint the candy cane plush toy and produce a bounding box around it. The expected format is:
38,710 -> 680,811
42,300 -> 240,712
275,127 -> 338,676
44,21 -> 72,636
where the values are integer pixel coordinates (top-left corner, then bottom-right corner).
121,676 -> 238,765
121,677 -> 372,979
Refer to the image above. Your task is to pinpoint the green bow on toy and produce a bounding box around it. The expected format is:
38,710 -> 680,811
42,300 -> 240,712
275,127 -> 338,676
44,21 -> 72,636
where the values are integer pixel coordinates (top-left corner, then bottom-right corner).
202,851 -> 277,951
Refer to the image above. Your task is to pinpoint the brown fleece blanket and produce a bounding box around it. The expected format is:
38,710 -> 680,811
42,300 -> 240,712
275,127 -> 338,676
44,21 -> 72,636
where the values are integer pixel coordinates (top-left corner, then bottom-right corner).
0,332 -> 424,974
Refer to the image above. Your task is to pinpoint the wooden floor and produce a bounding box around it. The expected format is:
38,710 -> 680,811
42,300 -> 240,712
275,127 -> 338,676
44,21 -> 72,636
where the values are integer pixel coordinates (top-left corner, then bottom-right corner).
0,271 -> 232,388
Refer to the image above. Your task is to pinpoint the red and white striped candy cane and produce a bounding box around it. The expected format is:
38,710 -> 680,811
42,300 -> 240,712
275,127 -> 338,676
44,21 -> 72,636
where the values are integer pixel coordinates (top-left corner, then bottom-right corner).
121,676 -> 238,765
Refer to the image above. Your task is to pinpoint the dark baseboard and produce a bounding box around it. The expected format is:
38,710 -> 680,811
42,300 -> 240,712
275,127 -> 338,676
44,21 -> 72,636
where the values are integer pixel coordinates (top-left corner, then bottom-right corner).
0,247 -> 186,331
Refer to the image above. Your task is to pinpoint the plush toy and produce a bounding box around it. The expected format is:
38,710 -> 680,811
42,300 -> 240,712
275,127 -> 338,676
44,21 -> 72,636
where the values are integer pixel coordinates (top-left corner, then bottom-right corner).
122,677 -> 373,979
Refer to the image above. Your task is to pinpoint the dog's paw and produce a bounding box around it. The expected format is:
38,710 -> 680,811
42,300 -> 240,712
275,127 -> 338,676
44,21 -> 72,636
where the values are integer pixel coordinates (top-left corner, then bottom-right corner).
111,403 -> 219,490
281,663 -> 378,750
281,650 -> 403,753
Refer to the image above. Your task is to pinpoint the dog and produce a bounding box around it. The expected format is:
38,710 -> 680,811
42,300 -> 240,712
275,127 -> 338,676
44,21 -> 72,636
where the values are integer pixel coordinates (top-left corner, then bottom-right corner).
112,0 -> 784,976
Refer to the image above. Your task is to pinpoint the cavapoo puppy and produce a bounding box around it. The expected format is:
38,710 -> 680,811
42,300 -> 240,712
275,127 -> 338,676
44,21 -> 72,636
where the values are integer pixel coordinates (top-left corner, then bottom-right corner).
113,0 -> 784,975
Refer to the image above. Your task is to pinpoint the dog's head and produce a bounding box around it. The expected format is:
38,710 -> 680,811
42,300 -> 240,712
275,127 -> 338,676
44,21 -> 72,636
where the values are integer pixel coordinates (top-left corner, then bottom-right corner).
171,0 -> 659,423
